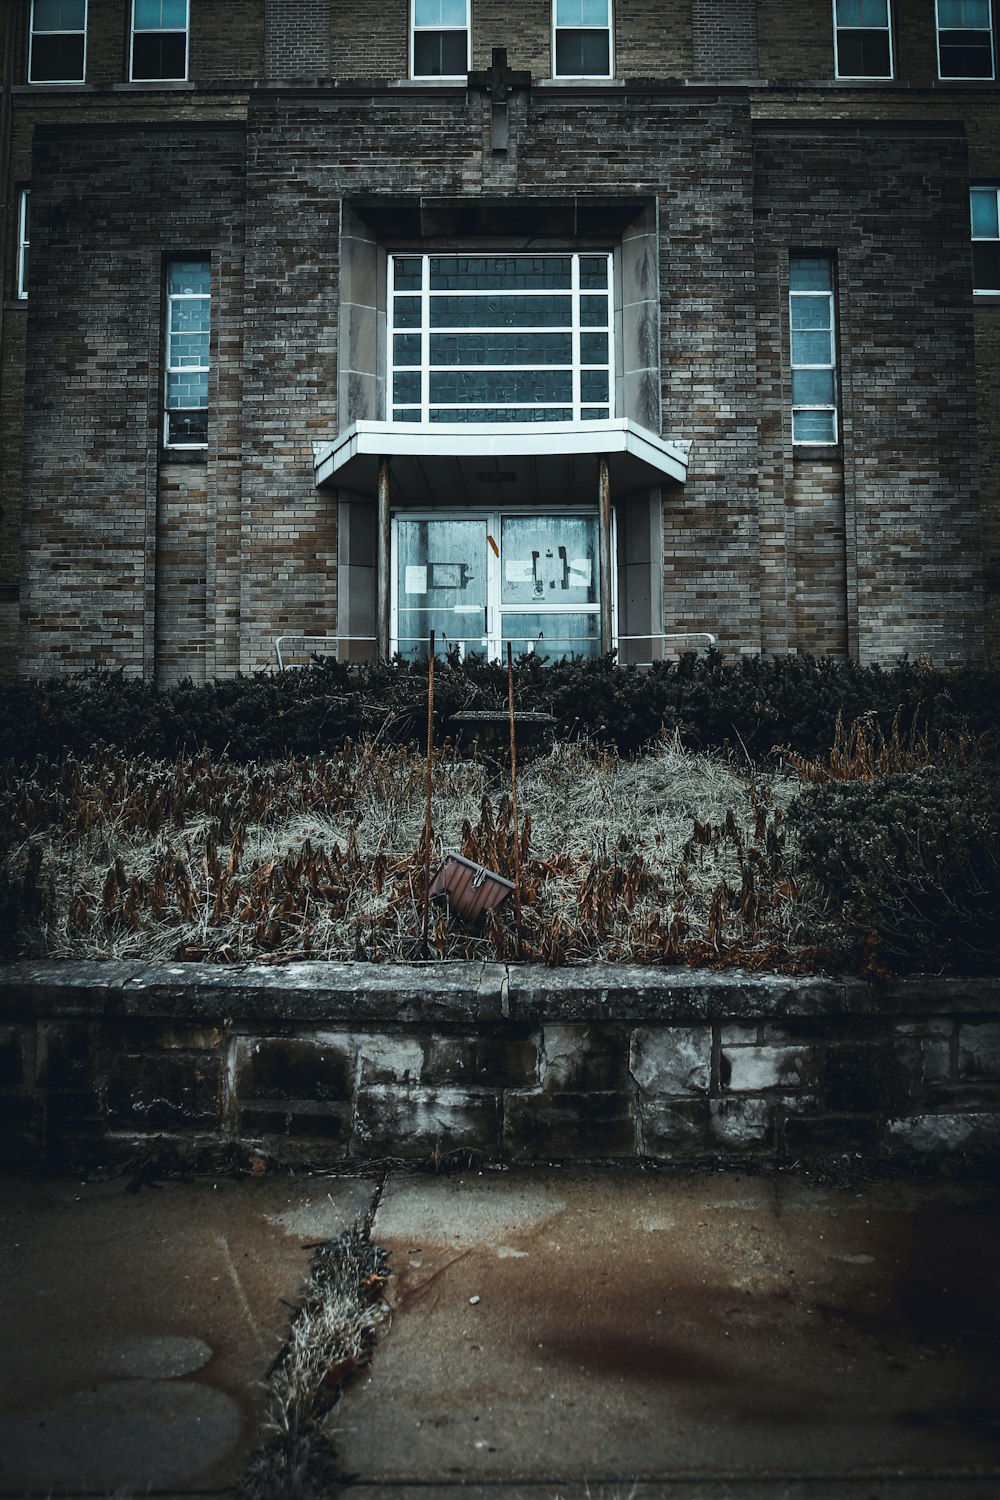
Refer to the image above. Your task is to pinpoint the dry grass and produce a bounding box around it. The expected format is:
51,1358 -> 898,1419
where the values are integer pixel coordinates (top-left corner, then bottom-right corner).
1,735 -> 826,970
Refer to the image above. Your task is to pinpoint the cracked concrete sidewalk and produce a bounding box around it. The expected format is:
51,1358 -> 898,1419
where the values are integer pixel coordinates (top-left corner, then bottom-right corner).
1,1165 -> 999,1498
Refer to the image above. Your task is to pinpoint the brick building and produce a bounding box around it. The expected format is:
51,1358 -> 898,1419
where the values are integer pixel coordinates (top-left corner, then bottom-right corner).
0,0 -> 996,680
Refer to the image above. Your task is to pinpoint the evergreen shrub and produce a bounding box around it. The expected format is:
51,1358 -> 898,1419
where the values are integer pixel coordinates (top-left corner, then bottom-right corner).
788,768 -> 1000,974
2,653 -> 998,766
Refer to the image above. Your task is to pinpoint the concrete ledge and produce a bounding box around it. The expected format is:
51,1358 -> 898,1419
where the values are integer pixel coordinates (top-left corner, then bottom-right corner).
2,962 -> 999,1169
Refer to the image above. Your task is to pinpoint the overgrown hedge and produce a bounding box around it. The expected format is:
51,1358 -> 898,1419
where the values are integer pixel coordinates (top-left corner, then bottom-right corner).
788,768 -> 1000,975
3,653 -> 999,766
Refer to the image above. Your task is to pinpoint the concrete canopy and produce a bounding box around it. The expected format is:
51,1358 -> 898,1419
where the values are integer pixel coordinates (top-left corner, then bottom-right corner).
312,419 -> 689,507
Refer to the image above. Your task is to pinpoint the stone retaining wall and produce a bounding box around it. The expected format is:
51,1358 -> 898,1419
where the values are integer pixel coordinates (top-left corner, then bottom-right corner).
1,962 -> 999,1170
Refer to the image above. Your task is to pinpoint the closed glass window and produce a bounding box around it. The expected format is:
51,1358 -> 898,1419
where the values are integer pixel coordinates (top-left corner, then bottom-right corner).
554,0 -> 612,77
389,253 -> 613,424
412,0 -> 469,78
971,185 -> 1000,291
29,0 -> 86,84
17,191 -> 30,300
165,260 -> 209,447
789,256 -> 838,446
131,0 -> 189,82
833,0 -> 893,78
936,0 -> 994,78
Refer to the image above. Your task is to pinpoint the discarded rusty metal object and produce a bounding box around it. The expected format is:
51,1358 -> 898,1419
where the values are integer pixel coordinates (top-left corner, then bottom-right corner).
430,853 -> 515,921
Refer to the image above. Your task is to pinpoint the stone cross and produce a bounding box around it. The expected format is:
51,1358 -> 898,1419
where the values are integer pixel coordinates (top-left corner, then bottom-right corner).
468,46 -> 531,153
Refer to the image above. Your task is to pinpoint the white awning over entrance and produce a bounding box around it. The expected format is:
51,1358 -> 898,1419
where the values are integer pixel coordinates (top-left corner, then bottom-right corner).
313,418 -> 689,505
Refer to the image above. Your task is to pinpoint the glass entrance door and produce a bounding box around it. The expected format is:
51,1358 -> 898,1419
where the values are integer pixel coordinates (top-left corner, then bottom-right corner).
393,511 -> 603,660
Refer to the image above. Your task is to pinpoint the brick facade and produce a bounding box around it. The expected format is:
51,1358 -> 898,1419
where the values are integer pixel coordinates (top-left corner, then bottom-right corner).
0,1 -> 994,677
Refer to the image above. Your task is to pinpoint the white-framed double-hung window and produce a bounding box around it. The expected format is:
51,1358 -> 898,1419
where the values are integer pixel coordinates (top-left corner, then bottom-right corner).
28,0 -> 87,84
833,0 -> 893,79
164,261 -> 210,447
789,256 -> 838,445
17,191 -> 30,301
971,185 -> 1000,292
388,252 -> 614,424
411,0 -> 469,78
131,0 -> 189,82
553,0 -> 612,78
936,0 -> 995,79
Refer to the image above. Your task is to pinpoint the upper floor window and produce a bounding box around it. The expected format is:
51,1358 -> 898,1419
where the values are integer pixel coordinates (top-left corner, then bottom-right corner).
131,0 -> 189,82
553,0 -> 612,78
28,0 -> 86,84
833,0 -> 893,79
936,0 -> 995,78
17,191 -> 30,300
789,256 -> 838,446
165,260 -> 210,447
411,0 -> 469,78
971,186 -> 1000,291
389,253 -> 613,424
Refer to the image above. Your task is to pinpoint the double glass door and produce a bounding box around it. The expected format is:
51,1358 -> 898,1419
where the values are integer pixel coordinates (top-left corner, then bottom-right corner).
393,511 -> 603,660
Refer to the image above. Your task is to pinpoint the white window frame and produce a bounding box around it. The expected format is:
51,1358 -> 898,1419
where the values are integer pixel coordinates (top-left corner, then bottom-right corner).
552,0 -> 613,80
17,190 -> 30,301
388,252 -> 614,425
28,0 -> 87,85
130,0 -> 190,83
391,507 -> 612,660
789,257 -> 839,447
935,0 -> 995,80
410,0 -> 470,81
971,184 -> 1000,294
832,0 -> 893,80
164,260 -> 210,449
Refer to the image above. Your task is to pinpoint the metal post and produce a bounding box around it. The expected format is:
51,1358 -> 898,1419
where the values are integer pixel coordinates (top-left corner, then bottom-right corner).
377,456 -> 391,662
598,454 -> 613,654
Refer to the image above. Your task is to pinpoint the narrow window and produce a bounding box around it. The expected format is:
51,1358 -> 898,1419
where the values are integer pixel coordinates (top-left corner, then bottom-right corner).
131,0 -> 189,82
29,0 -> 87,84
971,185 -> 1000,292
789,256 -> 838,446
411,0 -> 469,79
833,0 -> 893,79
165,260 -> 210,447
936,0 -> 994,79
17,191 -> 30,301
553,0 -> 612,78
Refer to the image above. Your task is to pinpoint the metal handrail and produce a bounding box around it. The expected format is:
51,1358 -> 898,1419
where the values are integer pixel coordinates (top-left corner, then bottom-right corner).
275,630 -> 716,670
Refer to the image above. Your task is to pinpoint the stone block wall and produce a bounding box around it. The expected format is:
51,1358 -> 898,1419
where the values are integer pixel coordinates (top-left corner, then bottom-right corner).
1,962 -> 998,1171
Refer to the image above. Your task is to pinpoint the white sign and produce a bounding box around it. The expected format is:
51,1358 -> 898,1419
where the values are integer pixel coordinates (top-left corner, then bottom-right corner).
404,565 -> 428,595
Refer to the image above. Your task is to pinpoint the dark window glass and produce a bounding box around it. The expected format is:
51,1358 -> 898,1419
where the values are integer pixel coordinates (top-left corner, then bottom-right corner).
429,294 -> 573,328
30,32 -> 85,80
938,31 -> 994,75
555,30 -> 610,75
430,256 -> 572,290
429,332 -> 573,365
167,409 -> 208,444
973,241 -> 1000,289
837,30 -> 892,75
429,368 -> 573,404
413,30 -> 467,75
132,30 -> 186,79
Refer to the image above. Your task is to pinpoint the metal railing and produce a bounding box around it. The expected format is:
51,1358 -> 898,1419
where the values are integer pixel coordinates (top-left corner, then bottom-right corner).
274,630 -> 716,670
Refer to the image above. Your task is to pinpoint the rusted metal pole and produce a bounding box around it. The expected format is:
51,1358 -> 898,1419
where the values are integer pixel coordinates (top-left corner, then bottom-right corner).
507,642 -> 523,949
598,453 -> 613,654
377,456 -> 391,662
422,630 -> 435,957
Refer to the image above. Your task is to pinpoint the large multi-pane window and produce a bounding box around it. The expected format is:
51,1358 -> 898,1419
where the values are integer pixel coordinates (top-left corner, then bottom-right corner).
28,0 -> 87,84
833,0 -> 893,79
131,0 -> 189,82
389,254 -> 613,424
971,186 -> 1000,292
411,0 -> 469,78
165,261 -> 210,447
789,256 -> 838,445
936,0 -> 995,78
17,191 -> 30,301
553,0 -> 612,78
